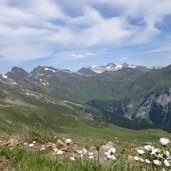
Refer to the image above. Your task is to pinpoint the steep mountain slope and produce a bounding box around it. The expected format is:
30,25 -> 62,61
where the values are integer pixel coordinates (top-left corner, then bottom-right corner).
87,65 -> 171,129
30,66 -> 144,101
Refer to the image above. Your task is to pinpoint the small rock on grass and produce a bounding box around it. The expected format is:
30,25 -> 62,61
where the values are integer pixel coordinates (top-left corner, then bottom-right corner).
7,138 -> 19,146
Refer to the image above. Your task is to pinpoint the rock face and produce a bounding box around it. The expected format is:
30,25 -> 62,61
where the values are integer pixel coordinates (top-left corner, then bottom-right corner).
134,89 -> 171,127
88,88 -> 171,128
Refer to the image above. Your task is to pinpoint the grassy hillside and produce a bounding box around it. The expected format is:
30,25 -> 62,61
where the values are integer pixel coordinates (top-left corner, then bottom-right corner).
1,102 -> 171,144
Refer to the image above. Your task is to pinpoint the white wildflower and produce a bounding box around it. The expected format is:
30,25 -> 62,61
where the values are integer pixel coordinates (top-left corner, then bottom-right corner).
106,154 -> 112,159
104,151 -> 109,156
82,148 -> 87,154
53,148 -> 58,153
88,152 -> 94,159
65,138 -> 72,144
88,152 -> 94,156
139,157 -> 144,162
77,150 -> 83,154
159,138 -> 170,146
105,147 -> 117,160
137,149 -> 145,155
89,155 -> 94,159
144,145 -> 154,151
111,155 -> 116,160
164,159 -> 171,167
164,151 -> 170,157
56,149 -> 63,155
40,147 -> 45,151
153,160 -> 162,166
134,156 -> 140,161
70,156 -> 76,161
40,145 -> 45,151
110,147 -> 116,154
29,143 -> 34,148
145,159 -> 151,164
151,148 -> 161,155
156,154 -> 163,159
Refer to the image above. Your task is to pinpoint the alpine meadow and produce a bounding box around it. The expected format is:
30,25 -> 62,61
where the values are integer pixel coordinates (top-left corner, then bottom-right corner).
0,0 -> 171,170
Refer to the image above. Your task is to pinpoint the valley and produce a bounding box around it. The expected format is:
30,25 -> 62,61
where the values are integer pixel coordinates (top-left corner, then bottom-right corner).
0,63 -> 171,142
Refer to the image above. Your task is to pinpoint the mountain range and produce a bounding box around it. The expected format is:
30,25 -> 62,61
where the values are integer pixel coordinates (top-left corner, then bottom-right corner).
0,63 -> 171,136
78,63 -> 150,75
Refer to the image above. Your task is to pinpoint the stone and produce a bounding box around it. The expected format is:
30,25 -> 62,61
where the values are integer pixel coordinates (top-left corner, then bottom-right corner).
46,143 -> 56,151
67,143 -> 78,153
99,142 -> 115,164
56,139 -> 67,149
7,138 -> 19,146
88,146 -> 98,160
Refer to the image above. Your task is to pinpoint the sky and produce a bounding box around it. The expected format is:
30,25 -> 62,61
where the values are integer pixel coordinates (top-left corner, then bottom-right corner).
0,0 -> 171,73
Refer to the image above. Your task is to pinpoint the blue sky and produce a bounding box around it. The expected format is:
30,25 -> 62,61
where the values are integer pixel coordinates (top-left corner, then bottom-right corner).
0,0 -> 171,73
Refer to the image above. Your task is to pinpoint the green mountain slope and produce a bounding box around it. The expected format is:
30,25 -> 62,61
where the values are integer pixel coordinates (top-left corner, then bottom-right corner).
1,64 -> 171,140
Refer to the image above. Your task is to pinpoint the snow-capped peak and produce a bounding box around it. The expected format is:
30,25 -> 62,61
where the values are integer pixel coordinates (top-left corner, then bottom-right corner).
128,64 -> 137,69
88,63 -> 124,73
84,63 -> 149,74
88,65 -> 106,73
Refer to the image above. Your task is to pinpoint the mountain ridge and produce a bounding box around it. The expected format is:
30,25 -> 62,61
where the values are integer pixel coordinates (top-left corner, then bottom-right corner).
0,63 -> 171,134
78,63 -> 151,75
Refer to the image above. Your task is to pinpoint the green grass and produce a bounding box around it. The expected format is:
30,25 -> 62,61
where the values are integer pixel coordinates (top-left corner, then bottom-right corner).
0,146 -> 148,171
1,103 -> 171,144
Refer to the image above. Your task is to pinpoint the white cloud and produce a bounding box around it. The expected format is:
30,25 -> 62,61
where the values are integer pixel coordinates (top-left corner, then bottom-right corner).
0,0 -> 171,64
70,53 -> 85,59
70,52 -> 94,59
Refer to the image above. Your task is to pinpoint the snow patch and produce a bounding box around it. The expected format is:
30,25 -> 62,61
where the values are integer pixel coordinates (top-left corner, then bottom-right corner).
40,79 -> 49,86
2,74 -> 8,79
128,64 -> 136,69
12,81 -> 17,85
115,65 -> 122,70
44,68 -> 56,73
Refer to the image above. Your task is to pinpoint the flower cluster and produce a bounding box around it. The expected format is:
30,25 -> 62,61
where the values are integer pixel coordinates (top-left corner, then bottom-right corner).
134,138 -> 171,170
20,138 -> 118,163
104,147 -> 116,161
